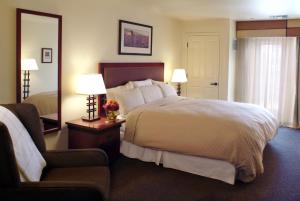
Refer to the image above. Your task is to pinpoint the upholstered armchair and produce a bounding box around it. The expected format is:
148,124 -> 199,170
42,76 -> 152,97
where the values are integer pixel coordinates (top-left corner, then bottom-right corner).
0,104 -> 110,201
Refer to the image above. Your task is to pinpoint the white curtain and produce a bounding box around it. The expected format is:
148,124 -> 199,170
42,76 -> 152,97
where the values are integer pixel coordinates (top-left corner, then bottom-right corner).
235,37 -> 298,127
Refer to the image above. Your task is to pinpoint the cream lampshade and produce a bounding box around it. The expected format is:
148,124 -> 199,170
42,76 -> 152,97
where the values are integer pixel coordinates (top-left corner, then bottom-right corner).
171,68 -> 187,83
21,58 -> 39,100
76,74 -> 107,122
171,68 -> 187,96
21,58 -> 39,71
76,74 -> 107,95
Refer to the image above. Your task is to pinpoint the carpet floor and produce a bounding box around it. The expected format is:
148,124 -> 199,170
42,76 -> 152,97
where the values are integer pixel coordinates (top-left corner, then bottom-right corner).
109,128 -> 300,201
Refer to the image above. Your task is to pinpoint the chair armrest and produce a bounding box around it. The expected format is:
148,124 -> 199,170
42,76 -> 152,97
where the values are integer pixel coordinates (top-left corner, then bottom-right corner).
0,181 -> 106,201
44,149 -> 108,168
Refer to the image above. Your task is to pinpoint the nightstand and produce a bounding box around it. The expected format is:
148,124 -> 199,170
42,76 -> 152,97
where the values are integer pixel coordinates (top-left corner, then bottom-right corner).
66,118 -> 125,162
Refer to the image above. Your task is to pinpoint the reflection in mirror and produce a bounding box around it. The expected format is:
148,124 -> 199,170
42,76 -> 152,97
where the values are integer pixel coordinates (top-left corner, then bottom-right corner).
17,9 -> 62,134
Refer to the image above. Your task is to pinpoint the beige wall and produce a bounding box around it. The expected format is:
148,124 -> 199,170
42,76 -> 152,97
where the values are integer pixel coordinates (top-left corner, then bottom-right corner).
180,19 -> 233,100
0,0 -> 182,149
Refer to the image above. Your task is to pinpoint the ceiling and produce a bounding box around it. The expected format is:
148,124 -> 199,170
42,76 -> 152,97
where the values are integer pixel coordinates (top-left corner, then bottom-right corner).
139,0 -> 300,20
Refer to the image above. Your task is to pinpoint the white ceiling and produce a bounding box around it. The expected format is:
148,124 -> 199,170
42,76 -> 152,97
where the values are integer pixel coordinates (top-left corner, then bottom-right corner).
140,0 -> 300,20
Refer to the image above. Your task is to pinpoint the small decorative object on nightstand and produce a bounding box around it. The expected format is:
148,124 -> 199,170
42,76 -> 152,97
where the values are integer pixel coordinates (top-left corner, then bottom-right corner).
66,117 -> 125,162
21,58 -> 39,100
171,68 -> 187,96
76,74 -> 107,122
103,99 -> 119,122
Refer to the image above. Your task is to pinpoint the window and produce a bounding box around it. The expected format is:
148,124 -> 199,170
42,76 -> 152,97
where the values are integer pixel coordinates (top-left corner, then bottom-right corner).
236,37 -> 298,127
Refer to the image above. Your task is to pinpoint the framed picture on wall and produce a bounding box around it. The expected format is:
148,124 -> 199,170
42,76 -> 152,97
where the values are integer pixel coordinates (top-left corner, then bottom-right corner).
118,20 -> 153,56
41,48 -> 52,63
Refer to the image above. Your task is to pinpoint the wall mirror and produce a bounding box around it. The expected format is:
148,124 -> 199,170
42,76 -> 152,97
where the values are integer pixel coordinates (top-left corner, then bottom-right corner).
16,9 -> 62,134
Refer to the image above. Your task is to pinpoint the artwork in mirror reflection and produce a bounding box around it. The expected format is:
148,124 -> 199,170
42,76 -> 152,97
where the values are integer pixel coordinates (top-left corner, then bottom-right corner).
20,13 -> 59,132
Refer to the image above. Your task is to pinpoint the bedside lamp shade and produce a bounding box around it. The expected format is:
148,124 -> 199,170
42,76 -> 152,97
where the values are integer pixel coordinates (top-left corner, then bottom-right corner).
76,74 -> 107,95
21,59 -> 39,71
171,69 -> 187,83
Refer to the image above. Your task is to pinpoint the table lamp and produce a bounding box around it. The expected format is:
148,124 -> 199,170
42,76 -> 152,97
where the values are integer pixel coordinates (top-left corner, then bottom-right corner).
76,74 -> 107,122
171,68 -> 187,96
21,58 -> 39,100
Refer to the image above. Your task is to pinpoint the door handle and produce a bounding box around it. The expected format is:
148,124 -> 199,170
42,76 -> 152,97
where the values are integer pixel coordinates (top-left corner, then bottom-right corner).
210,82 -> 218,86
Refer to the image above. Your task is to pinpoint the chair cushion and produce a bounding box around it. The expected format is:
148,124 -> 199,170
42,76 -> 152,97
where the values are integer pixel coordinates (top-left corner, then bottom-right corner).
42,166 -> 110,199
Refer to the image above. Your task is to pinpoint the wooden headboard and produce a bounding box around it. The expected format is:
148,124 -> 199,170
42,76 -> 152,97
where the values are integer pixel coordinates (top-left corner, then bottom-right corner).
99,62 -> 164,88
98,62 -> 164,115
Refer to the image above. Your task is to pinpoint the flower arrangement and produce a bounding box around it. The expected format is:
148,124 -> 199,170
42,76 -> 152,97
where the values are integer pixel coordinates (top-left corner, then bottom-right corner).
103,99 -> 119,122
103,99 -> 119,111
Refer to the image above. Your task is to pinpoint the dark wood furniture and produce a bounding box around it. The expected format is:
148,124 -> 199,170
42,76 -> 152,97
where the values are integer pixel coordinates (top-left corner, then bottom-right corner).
67,118 -> 125,162
16,8 -> 62,133
98,62 -> 164,115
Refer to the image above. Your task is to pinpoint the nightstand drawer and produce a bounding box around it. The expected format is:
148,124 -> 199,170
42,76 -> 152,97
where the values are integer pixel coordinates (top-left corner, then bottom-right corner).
95,128 -> 119,144
66,118 -> 125,162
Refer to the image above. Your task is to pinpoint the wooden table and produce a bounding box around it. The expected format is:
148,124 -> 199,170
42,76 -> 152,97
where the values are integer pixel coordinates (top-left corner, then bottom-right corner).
66,118 -> 125,162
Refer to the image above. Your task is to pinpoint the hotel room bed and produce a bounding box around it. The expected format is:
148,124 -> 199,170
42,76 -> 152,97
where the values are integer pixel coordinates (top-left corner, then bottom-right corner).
23,91 -> 57,115
99,62 -> 278,184
121,96 -> 277,184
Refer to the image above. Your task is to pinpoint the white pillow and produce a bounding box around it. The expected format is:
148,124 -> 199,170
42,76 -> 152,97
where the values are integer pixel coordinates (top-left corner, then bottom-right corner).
106,82 -> 134,100
114,88 -> 145,115
152,80 -> 177,97
139,85 -> 164,103
0,106 -> 46,182
131,79 -> 153,88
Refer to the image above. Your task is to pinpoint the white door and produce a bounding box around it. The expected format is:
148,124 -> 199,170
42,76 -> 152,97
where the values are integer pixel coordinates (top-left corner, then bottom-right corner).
186,35 -> 220,99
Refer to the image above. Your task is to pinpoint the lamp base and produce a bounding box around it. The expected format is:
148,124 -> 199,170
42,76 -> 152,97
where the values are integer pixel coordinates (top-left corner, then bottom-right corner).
82,94 -> 99,122
23,70 -> 30,100
176,83 -> 181,96
81,116 -> 100,122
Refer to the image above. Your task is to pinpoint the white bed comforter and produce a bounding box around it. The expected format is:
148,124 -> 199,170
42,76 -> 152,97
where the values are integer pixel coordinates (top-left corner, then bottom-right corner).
124,96 -> 278,182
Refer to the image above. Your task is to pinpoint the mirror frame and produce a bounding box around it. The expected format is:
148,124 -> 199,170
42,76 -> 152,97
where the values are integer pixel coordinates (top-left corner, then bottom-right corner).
16,8 -> 62,134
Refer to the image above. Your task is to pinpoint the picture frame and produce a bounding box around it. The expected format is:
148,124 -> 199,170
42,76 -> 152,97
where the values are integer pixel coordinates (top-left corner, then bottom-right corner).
41,48 -> 52,63
118,20 -> 153,56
